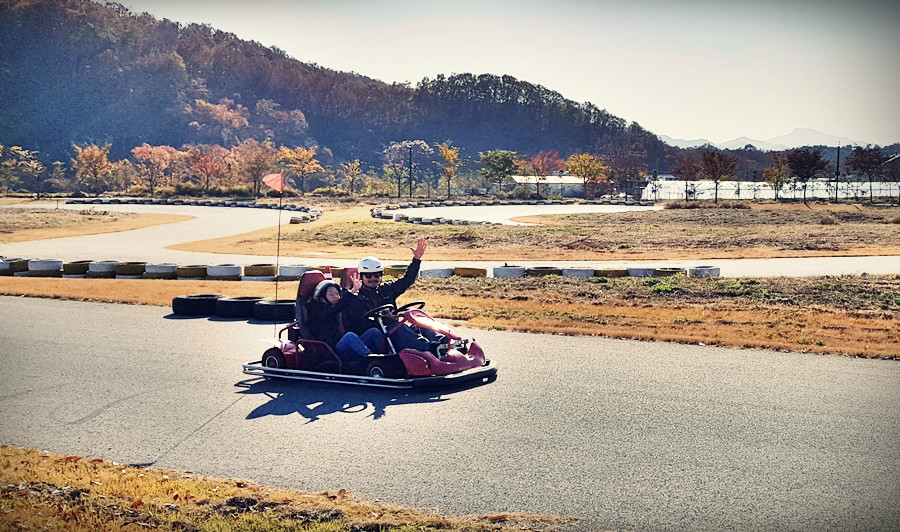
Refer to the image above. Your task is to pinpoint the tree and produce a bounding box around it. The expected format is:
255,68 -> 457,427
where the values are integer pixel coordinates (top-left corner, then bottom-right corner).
382,140 -> 433,198
700,150 -> 737,203
529,150 -> 564,198
787,148 -> 828,204
0,145 -> 45,195
604,138 -> 647,198
186,144 -> 228,194
565,153 -> 609,199
185,98 -> 251,146
669,159 -> 701,201
229,139 -> 278,196
277,145 -> 323,193
479,150 -> 518,193
883,154 -> 900,205
764,152 -> 789,201
131,144 -> 182,196
340,159 -> 362,195
72,144 -> 113,196
844,146 -> 885,203
437,141 -> 461,198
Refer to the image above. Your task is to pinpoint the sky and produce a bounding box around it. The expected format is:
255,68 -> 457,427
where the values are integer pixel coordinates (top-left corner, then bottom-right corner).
115,0 -> 900,146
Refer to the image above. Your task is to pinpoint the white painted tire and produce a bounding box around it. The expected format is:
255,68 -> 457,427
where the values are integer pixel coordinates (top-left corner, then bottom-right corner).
145,263 -> 178,274
89,260 -> 118,272
279,265 -> 310,279
207,264 -> 242,277
28,259 -> 64,272
689,266 -> 721,278
627,267 -> 656,277
419,268 -> 453,278
561,267 -> 594,278
493,266 -> 526,278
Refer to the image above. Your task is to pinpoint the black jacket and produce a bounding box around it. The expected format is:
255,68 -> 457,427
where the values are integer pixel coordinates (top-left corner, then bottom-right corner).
345,258 -> 421,334
306,293 -> 354,347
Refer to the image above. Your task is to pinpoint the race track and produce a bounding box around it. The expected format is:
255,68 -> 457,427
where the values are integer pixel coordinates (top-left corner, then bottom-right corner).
1,296 -> 898,531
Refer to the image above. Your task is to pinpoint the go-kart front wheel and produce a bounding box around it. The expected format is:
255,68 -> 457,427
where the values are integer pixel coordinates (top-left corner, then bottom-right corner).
261,347 -> 286,369
367,361 -> 386,378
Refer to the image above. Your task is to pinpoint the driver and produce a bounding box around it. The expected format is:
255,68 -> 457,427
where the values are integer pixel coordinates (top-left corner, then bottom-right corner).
344,237 -> 446,354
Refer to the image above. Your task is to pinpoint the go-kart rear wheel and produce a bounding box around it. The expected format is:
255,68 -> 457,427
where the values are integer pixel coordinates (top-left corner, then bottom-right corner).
261,348 -> 286,369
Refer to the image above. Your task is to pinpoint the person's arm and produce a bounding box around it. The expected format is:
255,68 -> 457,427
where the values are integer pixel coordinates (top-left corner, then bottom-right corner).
383,238 -> 426,300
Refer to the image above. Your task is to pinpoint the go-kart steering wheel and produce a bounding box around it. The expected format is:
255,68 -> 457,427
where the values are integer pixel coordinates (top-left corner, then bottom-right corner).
396,301 -> 426,313
361,303 -> 397,321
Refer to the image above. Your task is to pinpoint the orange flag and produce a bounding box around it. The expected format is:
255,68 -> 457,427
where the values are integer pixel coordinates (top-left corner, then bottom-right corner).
262,172 -> 284,192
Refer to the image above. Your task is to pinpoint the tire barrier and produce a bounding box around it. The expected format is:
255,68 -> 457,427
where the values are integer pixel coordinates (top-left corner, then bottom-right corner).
172,293 -> 224,316
215,296 -> 266,318
561,267 -> 594,278
593,268 -> 628,278
452,267 -> 487,277
492,265 -> 526,278
688,266 -> 721,278
384,266 -> 407,278
278,264 -> 310,280
63,260 -> 92,275
626,267 -> 656,277
86,260 -> 117,279
526,266 -> 563,277
27,259 -> 63,277
114,261 -> 147,277
176,265 -> 207,279
1,258 -> 30,276
253,299 -> 295,322
243,264 -> 277,277
419,267 -> 454,278
143,263 -> 177,279
207,264 -> 242,281
655,267 -> 685,277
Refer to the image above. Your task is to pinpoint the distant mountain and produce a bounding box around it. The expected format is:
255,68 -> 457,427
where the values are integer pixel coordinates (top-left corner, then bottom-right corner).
661,128 -> 866,151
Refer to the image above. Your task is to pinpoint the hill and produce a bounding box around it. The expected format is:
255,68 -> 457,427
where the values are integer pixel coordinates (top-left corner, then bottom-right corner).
0,0 -> 668,169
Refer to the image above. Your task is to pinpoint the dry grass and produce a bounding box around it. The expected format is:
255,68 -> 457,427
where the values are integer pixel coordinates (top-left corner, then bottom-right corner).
1,275 -> 897,358
173,204 -> 900,261
0,207 -> 192,243
0,446 -> 568,531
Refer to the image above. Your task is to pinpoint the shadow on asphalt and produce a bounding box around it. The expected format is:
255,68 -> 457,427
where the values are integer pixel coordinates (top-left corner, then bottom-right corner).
234,377 -> 489,422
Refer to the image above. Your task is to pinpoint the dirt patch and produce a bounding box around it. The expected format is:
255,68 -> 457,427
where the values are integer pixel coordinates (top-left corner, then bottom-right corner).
173,204 -> 900,261
0,207 -> 193,243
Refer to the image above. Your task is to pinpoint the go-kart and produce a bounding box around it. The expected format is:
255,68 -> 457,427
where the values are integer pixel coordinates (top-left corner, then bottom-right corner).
242,271 -> 497,389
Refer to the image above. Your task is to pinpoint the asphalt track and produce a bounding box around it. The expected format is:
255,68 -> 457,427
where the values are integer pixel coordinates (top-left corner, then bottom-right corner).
1,296 -> 898,531
1,203 -> 898,277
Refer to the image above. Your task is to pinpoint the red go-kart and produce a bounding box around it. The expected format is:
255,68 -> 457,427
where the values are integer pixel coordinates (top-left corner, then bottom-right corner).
242,270 -> 497,389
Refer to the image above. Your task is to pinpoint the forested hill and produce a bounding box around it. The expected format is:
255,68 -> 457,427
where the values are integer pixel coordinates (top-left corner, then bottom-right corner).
0,0 -> 667,167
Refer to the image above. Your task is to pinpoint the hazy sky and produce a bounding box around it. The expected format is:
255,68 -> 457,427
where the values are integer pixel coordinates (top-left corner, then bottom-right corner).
116,0 -> 899,145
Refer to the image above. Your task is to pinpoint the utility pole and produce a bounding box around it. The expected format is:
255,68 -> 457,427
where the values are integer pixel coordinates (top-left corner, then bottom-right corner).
408,145 -> 413,199
835,143 -> 841,203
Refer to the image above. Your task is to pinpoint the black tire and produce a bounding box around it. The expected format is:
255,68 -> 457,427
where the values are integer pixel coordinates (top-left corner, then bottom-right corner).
172,294 -> 223,316
365,356 -> 407,379
253,299 -> 295,322
261,347 -> 286,368
367,362 -> 386,378
215,296 -> 264,318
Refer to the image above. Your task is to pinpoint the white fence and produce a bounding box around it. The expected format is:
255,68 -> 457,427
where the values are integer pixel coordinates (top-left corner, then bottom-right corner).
640,180 -> 900,202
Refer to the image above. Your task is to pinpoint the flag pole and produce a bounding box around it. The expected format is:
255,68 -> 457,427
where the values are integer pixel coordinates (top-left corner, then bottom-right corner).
262,171 -> 285,335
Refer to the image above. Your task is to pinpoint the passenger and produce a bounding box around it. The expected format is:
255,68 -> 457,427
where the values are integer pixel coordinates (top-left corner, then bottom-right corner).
344,237 -> 447,355
307,275 -> 386,363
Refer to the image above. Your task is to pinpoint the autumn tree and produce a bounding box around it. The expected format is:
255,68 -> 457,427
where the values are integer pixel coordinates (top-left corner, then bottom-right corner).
229,139 -> 277,196
565,153 -> 609,199
529,150 -> 564,198
131,144 -> 182,196
700,150 -> 737,203
186,144 -> 228,194
186,98 -> 251,146
0,145 -> 45,195
72,143 -> 113,196
340,159 -> 362,195
763,152 -> 789,201
604,139 -> 647,198
437,141 -> 461,198
883,154 -> 900,205
277,145 -> 324,194
479,150 -> 518,193
669,159 -> 701,201
844,146 -> 885,203
787,148 -> 828,204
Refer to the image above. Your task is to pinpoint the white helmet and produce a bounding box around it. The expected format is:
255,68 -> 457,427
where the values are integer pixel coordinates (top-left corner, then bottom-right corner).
313,279 -> 340,302
358,256 -> 383,274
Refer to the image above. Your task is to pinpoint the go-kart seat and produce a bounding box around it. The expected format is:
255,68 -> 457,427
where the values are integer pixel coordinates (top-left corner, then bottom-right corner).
290,270 -> 326,341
